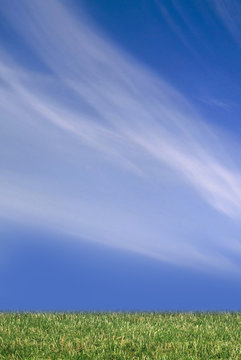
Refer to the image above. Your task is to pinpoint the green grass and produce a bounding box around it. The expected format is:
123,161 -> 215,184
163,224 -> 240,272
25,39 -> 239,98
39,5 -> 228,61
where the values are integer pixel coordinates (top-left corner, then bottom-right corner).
0,313 -> 240,359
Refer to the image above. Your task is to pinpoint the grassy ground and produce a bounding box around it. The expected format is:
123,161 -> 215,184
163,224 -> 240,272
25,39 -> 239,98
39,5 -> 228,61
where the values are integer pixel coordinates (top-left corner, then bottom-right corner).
0,313 -> 240,359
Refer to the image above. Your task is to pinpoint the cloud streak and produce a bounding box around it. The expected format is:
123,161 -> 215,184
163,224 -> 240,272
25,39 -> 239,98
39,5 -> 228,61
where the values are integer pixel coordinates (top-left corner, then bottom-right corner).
1,0 -> 241,272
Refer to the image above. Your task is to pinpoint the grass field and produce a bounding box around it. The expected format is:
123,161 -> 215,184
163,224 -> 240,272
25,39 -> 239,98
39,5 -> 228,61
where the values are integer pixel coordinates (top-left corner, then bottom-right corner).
0,313 -> 240,359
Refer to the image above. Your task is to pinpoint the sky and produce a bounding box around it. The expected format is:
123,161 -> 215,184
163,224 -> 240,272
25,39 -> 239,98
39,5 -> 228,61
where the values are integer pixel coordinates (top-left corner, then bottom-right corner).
0,0 -> 241,310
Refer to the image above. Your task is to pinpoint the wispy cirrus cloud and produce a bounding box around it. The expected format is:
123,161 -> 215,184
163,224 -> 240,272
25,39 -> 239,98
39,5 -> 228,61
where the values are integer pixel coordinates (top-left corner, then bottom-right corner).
1,0 -> 241,272
211,0 -> 241,46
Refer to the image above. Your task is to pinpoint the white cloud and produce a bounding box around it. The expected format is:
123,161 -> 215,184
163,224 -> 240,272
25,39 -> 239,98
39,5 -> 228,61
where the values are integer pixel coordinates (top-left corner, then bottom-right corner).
1,0 -> 241,272
211,0 -> 241,46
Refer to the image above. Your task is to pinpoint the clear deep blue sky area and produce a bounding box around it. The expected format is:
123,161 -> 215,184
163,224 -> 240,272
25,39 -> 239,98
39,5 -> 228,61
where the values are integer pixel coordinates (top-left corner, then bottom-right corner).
1,0 -> 241,310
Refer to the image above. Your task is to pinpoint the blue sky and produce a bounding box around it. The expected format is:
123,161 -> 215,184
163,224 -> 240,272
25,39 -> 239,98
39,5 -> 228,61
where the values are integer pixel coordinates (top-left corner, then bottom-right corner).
1,0 -> 241,310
